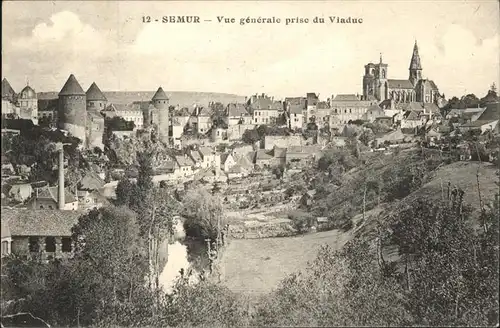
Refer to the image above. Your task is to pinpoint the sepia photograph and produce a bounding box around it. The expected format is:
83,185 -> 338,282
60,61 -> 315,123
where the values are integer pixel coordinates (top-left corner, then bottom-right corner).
1,0 -> 499,327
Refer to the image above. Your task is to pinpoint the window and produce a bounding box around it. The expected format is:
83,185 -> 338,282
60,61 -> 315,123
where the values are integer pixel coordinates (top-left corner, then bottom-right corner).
29,237 -> 39,252
61,237 -> 72,252
48,205 -> 53,209
45,237 -> 56,252
349,109 -> 352,114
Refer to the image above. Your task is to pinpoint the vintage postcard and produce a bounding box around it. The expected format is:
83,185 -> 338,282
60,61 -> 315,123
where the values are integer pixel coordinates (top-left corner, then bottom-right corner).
1,1 -> 499,327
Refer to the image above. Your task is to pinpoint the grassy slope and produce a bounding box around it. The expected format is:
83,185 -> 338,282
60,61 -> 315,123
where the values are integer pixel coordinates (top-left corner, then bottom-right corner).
219,159 -> 498,295
219,229 -> 354,296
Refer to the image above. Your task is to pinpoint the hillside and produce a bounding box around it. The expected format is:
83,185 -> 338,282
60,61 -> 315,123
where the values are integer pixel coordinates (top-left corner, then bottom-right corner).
37,91 -> 246,107
219,157 -> 499,295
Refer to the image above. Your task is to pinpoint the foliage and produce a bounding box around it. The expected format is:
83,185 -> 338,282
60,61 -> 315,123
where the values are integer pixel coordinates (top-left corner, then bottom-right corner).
158,276 -> 248,327
387,191 -> 499,326
105,116 -> 136,132
287,210 -> 315,234
242,125 -> 291,144
182,189 -> 226,240
271,165 -> 284,179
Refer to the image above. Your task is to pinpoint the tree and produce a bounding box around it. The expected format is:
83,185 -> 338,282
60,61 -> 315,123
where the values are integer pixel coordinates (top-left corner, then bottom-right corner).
70,206 -> 150,326
115,177 -> 134,206
390,191 -> 499,326
242,128 -> 260,144
182,189 -> 226,241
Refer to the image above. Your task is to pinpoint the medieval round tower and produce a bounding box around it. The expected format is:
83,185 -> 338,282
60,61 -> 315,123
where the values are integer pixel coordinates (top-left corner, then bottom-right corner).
86,82 -> 108,110
85,82 -> 107,150
152,86 -> 169,144
58,74 -> 87,143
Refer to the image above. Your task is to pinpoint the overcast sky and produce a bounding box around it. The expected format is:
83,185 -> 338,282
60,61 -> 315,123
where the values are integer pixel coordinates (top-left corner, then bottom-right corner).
2,0 -> 499,99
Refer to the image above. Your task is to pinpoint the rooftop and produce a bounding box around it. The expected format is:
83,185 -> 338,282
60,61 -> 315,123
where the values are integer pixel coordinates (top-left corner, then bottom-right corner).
86,82 -> 107,101
59,74 -> 85,96
1,208 -> 83,237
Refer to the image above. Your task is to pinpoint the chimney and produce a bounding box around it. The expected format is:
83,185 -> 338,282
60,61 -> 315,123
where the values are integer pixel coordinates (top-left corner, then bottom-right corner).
58,147 -> 65,210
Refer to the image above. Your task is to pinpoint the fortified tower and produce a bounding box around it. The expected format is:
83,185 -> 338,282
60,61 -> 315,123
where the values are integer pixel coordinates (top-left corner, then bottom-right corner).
152,86 -> 169,144
85,82 -> 106,149
86,82 -> 107,110
58,74 -> 87,143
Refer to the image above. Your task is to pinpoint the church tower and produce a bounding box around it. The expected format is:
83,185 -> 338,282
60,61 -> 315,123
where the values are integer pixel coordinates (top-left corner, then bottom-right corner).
375,53 -> 388,101
409,41 -> 423,86
152,87 -> 169,144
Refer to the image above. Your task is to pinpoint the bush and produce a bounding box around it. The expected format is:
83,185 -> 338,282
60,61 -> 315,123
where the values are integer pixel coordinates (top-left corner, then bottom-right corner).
287,210 -> 315,234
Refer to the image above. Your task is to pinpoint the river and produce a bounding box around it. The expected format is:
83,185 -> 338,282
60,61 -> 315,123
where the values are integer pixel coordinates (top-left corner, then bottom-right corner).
157,220 -> 209,293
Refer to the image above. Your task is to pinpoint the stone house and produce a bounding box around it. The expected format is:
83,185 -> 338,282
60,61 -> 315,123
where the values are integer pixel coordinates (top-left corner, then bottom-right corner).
221,152 -> 237,172
1,209 -> 81,261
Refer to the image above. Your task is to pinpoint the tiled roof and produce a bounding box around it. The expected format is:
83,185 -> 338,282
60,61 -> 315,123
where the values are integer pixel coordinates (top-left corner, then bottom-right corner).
1,208 -> 82,237
250,97 -> 281,110
285,97 -> 306,105
396,102 -> 424,111
227,103 -> 249,117
105,103 -> 142,113
198,107 -> 211,117
461,120 -> 499,128
1,219 -> 11,238
289,103 -> 305,114
403,110 -> 420,120
2,78 -> 16,100
59,74 -> 85,96
387,79 -> 414,89
78,171 -> 105,191
333,94 -> 359,101
198,146 -> 214,157
476,102 -> 499,121
175,155 -> 194,167
34,185 -> 77,204
190,150 -> 202,162
422,102 -> 439,113
152,87 -> 168,101
220,153 -> 231,164
86,82 -> 107,101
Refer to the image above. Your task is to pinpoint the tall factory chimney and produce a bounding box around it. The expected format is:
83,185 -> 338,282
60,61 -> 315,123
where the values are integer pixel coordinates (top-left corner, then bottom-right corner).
58,144 -> 65,210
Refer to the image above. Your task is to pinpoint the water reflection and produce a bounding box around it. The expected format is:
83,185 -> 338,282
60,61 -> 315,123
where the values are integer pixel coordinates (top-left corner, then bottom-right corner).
158,220 -> 209,293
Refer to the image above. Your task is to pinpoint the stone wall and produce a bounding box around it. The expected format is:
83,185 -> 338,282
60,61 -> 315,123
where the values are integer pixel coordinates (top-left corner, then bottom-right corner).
228,221 -> 295,239
263,135 -> 309,150
227,124 -> 254,141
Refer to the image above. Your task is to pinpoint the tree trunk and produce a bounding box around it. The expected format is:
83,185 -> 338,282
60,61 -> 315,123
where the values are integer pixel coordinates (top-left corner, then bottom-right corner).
363,184 -> 367,221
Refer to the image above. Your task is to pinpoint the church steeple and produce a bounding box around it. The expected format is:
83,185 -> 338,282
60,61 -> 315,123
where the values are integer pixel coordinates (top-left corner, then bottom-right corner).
409,40 -> 422,84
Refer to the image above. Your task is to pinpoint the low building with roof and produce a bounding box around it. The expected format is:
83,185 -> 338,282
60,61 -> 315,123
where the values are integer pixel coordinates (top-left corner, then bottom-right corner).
1,208 -> 82,261
27,185 -> 79,211
175,155 -> 195,177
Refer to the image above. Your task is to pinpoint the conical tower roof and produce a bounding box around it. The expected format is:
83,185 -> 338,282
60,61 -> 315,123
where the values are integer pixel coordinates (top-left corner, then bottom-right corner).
2,78 -> 16,99
409,41 -> 422,70
152,87 -> 168,101
59,74 -> 85,96
86,82 -> 107,101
